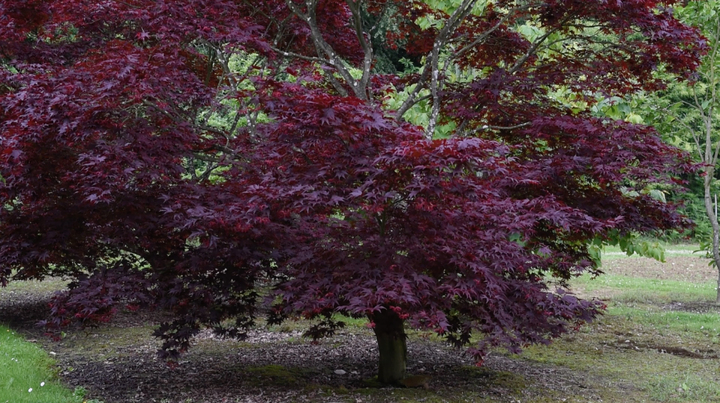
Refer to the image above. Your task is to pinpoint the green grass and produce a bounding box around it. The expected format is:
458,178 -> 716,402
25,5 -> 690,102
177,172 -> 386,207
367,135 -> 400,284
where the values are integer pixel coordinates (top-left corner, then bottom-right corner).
0,325 -> 88,403
573,273 -> 717,303
608,304 -> 720,335
0,277 -> 71,299
647,372 -> 720,402
518,313 -> 720,402
514,245 -> 720,402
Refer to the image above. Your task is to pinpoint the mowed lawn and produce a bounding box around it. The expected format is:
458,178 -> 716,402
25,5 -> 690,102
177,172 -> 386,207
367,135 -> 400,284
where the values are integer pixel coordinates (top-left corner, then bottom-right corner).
519,245 -> 720,403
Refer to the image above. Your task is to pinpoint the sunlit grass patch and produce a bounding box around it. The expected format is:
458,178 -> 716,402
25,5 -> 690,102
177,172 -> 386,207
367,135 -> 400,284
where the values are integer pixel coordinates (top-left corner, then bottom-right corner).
0,277 -> 69,295
0,324 -> 87,403
607,303 -> 720,338
260,314 -> 369,336
573,273 -> 716,303
647,372 -> 720,402
518,312 -> 720,402
525,247 -> 720,402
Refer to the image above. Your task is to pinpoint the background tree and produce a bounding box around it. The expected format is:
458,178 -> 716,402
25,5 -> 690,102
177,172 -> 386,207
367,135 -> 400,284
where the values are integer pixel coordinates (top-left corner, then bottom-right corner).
634,0 -> 720,302
0,0 -> 704,384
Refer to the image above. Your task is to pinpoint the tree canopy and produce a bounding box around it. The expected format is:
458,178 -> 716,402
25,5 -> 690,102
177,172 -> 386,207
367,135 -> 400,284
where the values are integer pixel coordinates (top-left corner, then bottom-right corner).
0,0 -> 705,383
629,0 -> 720,301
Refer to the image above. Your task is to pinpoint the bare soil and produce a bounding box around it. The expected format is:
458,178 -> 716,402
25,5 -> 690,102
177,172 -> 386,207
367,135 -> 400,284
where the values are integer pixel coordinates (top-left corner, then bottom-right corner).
0,255 -> 715,403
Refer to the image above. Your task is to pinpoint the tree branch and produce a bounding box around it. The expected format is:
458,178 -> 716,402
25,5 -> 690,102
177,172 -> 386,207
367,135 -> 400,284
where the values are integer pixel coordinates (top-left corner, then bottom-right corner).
346,0 -> 374,100
284,0 -> 364,98
425,0 -> 480,140
508,10 -> 576,76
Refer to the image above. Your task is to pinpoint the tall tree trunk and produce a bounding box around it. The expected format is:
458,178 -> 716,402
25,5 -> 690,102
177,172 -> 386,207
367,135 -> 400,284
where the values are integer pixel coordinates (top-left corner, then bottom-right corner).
702,174 -> 720,303
370,309 -> 407,384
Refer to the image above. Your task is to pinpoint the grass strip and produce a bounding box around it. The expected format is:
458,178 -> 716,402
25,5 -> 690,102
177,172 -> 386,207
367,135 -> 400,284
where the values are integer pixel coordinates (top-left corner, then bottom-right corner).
0,324 -> 85,403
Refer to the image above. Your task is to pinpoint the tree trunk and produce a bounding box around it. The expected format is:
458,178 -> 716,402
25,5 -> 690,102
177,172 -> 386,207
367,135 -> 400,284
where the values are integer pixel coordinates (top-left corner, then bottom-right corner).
370,309 -> 407,384
702,175 -> 720,303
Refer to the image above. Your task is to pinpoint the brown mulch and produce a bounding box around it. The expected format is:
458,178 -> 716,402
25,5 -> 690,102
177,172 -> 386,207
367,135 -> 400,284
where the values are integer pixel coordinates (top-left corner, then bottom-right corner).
19,250 -> 718,403
0,282 -> 613,403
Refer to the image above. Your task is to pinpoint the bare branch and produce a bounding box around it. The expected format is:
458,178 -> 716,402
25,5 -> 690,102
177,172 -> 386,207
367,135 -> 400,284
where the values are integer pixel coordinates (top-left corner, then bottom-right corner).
449,6 -> 525,62
393,68 -> 432,120
425,0 -> 480,139
284,0 -> 363,98
346,0 -> 374,99
658,105 -> 704,161
509,23 -> 564,75
462,121 -> 532,137
484,122 -> 532,130
269,46 -> 327,64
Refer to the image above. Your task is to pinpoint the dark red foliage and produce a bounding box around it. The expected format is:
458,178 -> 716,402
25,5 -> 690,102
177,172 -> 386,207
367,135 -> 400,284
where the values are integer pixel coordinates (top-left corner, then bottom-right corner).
0,0 -> 703,363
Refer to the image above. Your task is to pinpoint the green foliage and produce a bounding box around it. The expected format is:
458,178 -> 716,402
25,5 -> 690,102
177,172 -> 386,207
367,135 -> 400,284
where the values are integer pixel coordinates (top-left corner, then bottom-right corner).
658,174 -> 716,244
628,0 -> 720,248
589,231 -> 666,264
575,273 -> 716,304
677,0 -> 720,33
521,251 -> 720,402
592,96 -> 646,124
420,0 -> 493,19
609,304 -> 720,333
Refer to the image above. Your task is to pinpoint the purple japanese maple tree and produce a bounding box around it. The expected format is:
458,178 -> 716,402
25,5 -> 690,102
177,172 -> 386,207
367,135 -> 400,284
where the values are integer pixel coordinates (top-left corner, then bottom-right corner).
0,0 -> 704,384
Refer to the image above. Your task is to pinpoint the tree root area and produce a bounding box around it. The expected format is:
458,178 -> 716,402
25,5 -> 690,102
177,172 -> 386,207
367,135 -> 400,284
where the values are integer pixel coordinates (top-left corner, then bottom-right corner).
0,285 -> 608,402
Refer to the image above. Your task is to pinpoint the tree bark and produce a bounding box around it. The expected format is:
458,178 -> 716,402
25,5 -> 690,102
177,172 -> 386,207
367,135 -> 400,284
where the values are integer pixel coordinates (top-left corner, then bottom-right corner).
370,308 -> 407,384
702,173 -> 720,303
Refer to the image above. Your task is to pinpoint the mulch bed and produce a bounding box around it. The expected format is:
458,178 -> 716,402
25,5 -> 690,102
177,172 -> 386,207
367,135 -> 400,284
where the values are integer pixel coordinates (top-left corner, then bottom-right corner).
0,281 -> 617,403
